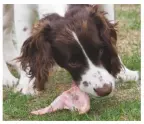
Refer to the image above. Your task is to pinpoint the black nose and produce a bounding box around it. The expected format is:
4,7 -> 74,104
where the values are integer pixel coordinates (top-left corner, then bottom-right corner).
93,83 -> 112,97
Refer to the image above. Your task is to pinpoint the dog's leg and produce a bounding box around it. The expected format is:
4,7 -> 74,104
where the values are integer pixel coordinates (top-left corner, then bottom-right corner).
3,60 -> 18,87
116,56 -> 140,82
3,5 -> 20,71
15,73 -> 38,95
100,4 -> 115,23
3,4 -> 19,86
14,4 -> 36,54
14,5 -> 38,95
38,4 -> 66,18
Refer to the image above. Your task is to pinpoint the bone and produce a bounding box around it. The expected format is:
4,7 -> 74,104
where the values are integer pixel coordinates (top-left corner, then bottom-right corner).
31,82 -> 90,115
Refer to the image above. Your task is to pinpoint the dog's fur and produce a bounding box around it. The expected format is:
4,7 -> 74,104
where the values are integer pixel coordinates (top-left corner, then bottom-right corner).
3,4 -> 139,96
17,5 -> 138,96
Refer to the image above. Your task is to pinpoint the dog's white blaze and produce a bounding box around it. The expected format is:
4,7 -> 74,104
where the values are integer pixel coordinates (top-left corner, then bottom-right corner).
72,32 -> 94,68
72,32 -> 115,96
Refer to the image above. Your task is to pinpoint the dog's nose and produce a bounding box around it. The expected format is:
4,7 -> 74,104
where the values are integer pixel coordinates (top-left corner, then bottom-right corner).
93,83 -> 112,97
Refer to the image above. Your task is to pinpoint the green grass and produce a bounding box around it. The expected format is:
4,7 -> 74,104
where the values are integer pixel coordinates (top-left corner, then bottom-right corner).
116,5 -> 140,30
3,5 -> 141,121
3,92 -> 140,121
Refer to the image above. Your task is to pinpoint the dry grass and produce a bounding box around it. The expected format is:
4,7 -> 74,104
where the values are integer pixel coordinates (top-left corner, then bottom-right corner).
116,5 -> 141,56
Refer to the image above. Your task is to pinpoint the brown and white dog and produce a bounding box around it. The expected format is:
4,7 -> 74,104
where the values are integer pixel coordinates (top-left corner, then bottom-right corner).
3,4 -> 139,97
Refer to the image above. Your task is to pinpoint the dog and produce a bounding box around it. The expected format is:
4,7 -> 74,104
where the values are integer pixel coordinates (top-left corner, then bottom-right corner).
3,4 -> 139,96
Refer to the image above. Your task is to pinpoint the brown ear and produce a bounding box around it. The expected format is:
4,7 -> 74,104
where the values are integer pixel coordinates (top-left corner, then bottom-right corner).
89,7 -> 122,76
89,6 -> 117,45
17,21 -> 55,91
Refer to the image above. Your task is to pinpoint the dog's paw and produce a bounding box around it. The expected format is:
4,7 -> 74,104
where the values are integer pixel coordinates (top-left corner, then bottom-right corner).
14,77 -> 39,95
3,75 -> 18,87
116,70 -> 140,82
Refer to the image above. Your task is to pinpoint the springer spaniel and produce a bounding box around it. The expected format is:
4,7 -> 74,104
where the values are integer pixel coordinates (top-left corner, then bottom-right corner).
3,4 -> 139,114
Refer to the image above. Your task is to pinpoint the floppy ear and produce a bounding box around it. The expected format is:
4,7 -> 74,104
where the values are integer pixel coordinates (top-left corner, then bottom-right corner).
90,6 -> 117,45
89,6 -> 122,76
17,20 -> 55,91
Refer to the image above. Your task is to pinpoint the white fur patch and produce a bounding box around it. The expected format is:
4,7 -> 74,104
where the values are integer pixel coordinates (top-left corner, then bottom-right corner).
3,61 -> 18,87
72,32 -> 115,96
38,4 -> 67,18
116,56 -> 140,82
116,65 -> 139,82
15,70 -> 37,95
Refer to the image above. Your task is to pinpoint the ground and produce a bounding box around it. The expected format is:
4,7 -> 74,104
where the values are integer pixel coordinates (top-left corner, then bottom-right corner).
3,5 -> 141,121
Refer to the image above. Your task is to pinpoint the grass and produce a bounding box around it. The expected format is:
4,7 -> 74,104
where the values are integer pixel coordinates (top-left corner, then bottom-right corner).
3,5 -> 141,121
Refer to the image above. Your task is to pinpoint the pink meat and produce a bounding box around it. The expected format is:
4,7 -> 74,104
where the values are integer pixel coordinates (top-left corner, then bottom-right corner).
31,83 -> 90,115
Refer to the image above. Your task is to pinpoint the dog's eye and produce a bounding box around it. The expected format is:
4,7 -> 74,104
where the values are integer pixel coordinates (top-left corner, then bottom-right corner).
98,48 -> 104,59
99,48 -> 103,54
98,48 -> 103,59
68,61 -> 81,68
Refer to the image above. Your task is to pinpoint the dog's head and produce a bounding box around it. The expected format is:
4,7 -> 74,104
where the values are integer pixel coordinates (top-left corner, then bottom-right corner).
17,5 -> 121,97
